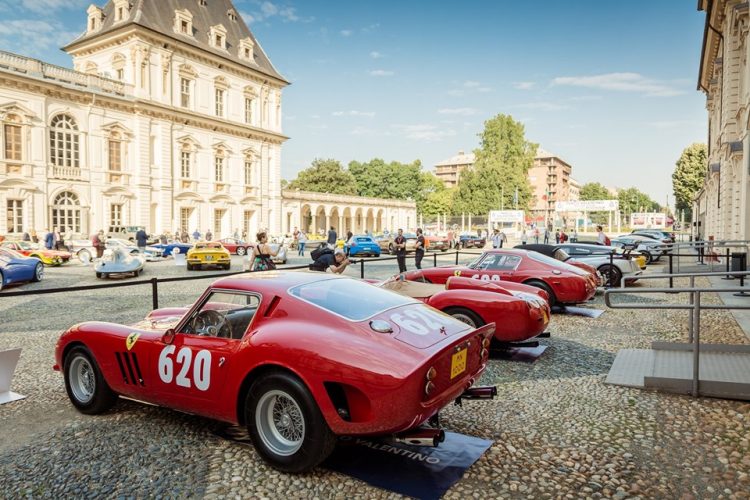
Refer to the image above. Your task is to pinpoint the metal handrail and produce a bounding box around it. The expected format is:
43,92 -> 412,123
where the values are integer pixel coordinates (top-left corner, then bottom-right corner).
605,285 -> 750,397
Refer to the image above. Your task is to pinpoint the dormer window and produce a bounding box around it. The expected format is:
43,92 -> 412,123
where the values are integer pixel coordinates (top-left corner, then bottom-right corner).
239,37 -> 255,62
174,8 -> 194,37
199,0 -> 207,5
87,5 -> 103,32
113,0 -> 130,23
228,10 -> 237,21
209,24 -> 227,50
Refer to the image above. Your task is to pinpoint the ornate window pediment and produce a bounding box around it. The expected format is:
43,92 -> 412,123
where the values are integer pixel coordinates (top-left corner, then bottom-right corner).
243,85 -> 258,98
214,76 -> 229,90
177,134 -> 201,151
242,146 -> 259,159
87,5 -> 103,33
209,24 -> 228,50
239,37 -> 255,62
212,141 -> 232,156
102,122 -> 134,140
178,63 -> 197,79
0,102 -> 37,123
174,8 -> 194,37
113,0 -> 130,23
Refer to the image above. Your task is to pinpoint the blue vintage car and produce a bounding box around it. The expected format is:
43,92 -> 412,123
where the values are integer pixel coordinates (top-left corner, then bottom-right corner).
345,235 -> 381,257
0,247 -> 44,291
144,241 -> 193,258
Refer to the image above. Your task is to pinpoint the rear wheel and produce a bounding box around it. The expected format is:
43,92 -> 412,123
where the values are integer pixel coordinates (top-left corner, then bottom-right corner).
245,371 -> 336,473
443,307 -> 484,328
0,270 -> 4,291
63,346 -> 118,414
32,262 -> 44,282
236,246 -> 247,256
598,265 -> 622,287
78,249 -> 91,263
523,279 -> 557,307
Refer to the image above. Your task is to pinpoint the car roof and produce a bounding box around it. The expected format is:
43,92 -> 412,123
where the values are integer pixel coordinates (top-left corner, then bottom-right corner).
515,243 -> 556,256
211,271 -> 342,293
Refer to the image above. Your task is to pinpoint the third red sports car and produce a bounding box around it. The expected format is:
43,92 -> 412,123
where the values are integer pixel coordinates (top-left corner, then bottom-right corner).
402,249 -> 597,307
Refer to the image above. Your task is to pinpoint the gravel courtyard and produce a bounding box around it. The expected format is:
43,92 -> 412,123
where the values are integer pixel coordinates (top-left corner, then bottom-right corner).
1,253 -> 749,498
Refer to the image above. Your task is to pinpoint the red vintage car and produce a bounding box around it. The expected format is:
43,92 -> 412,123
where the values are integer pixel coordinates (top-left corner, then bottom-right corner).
377,274 -> 550,343
217,237 -> 253,256
1,240 -> 72,266
54,272 -> 495,472
402,249 -> 597,307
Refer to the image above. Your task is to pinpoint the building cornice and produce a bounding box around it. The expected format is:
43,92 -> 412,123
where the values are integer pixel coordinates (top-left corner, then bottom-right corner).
281,189 -> 416,209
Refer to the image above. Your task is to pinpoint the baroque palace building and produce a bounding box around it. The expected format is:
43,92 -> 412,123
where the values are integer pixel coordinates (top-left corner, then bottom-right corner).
0,0 -> 416,239
695,0 -> 750,241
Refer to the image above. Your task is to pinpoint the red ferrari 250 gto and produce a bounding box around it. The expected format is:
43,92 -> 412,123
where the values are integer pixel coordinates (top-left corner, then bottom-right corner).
54,272 -> 496,472
402,249 -> 597,307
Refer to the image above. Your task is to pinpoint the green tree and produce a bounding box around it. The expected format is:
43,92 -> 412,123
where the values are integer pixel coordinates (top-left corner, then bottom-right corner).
579,182 -> 611,201
617,187 -> 660,215
453,114 -> 536,215
287,158 -> 358,195
672,143 -> 707,220
420,188 -> 455,218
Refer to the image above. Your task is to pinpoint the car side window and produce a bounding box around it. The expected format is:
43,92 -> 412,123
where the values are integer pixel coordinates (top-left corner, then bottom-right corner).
479,254 -> 521,271
181,291 -> 260,340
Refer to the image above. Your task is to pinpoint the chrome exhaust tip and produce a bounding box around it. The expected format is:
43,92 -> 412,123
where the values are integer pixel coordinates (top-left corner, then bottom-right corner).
393,427 -> 446,447
460,385 -> 497,400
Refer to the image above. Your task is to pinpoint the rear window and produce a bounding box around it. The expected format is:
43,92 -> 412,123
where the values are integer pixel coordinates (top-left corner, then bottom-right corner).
355,237 -> 372,242
526,251 -> 590,276
289,278 -> 416,321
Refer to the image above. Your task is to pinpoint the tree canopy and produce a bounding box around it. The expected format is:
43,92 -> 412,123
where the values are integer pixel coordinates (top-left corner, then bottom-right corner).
453,114 -> 536,214
579,182 -> 612,201
286,158 -> 358,195
672,143 -> 707,219
617,187 -> 660,214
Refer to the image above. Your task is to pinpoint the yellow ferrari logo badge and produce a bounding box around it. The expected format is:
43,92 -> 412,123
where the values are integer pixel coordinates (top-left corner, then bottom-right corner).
454,270 -> 461,276
126,332 -> 141,351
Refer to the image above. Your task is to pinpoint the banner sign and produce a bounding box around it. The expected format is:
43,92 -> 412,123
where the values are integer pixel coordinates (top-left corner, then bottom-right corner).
489,210 -> 524,223
631,212 -> 667,229
325,432 -> 493,500
554,200 -> 619,212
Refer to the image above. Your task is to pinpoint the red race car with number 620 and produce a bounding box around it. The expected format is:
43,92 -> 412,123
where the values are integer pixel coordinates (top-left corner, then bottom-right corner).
54,272 -> 496,472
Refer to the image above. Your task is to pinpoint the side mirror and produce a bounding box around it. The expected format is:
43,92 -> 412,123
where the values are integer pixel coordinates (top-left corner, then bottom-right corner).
161,329 -> 176,345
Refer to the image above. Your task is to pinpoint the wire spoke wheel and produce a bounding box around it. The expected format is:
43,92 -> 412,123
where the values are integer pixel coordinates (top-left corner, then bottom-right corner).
451,312 -> 478,328
69,355 -> 96,404
255,389 -> 306,457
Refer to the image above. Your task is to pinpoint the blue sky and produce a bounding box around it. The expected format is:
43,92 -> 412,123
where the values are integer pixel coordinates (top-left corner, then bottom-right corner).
0,0 -> 707,205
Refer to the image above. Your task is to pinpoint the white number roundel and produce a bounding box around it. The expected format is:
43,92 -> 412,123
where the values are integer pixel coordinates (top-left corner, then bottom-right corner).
158,345 -> 212,391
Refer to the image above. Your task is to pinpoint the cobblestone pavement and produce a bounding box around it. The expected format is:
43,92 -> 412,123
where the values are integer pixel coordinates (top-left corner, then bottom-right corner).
1,252 -> 749,498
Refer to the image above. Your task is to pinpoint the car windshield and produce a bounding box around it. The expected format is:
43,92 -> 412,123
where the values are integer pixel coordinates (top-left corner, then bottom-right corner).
0,248 -> 25,259
552,248 -> 570,261
403,233 -> 417,239
289,277 -> 416,321
525,251 -> 590,275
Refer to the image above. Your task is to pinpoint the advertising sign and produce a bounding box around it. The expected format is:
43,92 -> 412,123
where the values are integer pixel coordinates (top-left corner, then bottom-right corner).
630,212 -> 667,229
489,210 -> 524,223
554,200 -> 619,212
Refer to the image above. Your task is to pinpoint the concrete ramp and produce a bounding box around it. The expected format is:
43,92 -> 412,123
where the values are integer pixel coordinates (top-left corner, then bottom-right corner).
606,343 -> 750,400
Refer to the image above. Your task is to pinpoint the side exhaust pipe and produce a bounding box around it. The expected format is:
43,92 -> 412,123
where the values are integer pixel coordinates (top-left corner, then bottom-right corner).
460,386 -> 497,400
393,427 -> 446,447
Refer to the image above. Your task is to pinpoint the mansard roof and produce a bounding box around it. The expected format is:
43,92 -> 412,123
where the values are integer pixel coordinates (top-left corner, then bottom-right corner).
64,0 -> 286,84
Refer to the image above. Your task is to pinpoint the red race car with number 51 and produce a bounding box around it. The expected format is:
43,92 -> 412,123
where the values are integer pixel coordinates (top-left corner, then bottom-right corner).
402,249 -> 597,307
54,272 -> 496,473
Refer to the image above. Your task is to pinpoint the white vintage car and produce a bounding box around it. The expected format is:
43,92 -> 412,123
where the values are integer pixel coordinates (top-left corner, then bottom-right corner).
557,243 -> 643,286
94,247 -> 145,278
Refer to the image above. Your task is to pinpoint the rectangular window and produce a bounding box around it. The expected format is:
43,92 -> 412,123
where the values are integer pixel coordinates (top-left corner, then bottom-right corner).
215,88 -> 224,117
108,140 -> 121,171
244,160 -> 253,185
214,209 -> 225,236
116,68 -> 124,80
181,78 -> 190,108
181,20 -> 189,34
162,70 -> 168,96
110,204 -> 122,227
180,207 -> 192,232
180,151 -> 191,178
243,210 -> 253,235
215,156 -> 224,182
4,124 -> 22,161
140,62 -> 147,89
245,98 -> 253,124
6,200 -> 22,233
215,35 -> 223,48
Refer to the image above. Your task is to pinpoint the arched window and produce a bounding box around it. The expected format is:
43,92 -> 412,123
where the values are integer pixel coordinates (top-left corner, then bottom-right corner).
49,115 -> 80,168
54,191 -> 79,205
51,191 -> 82,233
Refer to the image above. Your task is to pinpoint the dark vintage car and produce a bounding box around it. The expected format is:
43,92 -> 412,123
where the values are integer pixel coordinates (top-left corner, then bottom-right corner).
458,233 -> 486,249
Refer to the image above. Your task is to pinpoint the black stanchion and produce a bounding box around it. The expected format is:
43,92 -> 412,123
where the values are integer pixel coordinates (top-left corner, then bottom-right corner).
360,259 -> 365,279
669,254 -> 674,289
607,252 -> 614,288
735,254 -> 750,297
722,248 -> 733,280
151,277 -> 159,310
455,249 -> 460,265
433,252 -> 437,267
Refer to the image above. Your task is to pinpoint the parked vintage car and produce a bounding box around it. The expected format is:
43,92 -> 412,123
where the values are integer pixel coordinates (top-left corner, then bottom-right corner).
373,233 -> 418,254
66,239 -> 97,263
145,241 -> 194,258
94,247 -> 145,278
0,247 -> 44,290
107,225 -> 156,243
425,234 -> 450,252
345,235 -> 381,257
0,241 -> 71,266
403,249 -> 597,307
105,238 -> 141,255
186,242 -> 231,270
218,238 -> 253,256
378,274 -> 549,343
54,272 -> 495,472
458,233 -> 486,249
555,243 -> 643,286
610,237 -> 662,264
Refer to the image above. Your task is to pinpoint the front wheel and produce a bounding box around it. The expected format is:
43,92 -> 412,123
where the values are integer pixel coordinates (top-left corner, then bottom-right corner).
32,262 -> 44,282
63,346 -> 118,414
78,249 -> 91,263
245,371 -> 336,473
443,307 -> 484,329
236,246 -> 247,256
599,265 -> 622,287
523,279 -> 557,308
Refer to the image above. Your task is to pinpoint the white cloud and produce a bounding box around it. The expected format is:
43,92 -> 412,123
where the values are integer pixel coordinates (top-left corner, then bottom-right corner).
512,101 -> 570,111
0,19 -> 78,55
350,126 -> 375,136
448,81 -> 491,96
393,124 -> 456,142
20,0 -> 87,14
513,81 -> 536,90
340,29 -> 353,37
477,87 -> 492,93
332,110 -> 376,117
243,2 -> 313,24
447,90 -> 465,97
437,108 -> 479,116
369,69 -> 394,77
370,51 -> 383,59
361,23 -> 380,33
463,80 -> 481,88
568,95 -> 603,102
552,72 -> 685,97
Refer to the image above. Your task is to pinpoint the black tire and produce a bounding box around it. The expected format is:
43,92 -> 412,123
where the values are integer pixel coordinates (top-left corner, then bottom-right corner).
0,270 -> 4,291
236,246 -> 247,256
187,264 -> 194,271
133,269 -> 139,277
245,371 -> 336,473
523,279 -> 557,307
223,264 -> 231,270
63,346 -> 118,414
643,253 -> 653,265
78,249 -> 91,263
443,307 -> 484,328
95,272 -> 102,279
32,262 -> 43,282
598,265 -> 622,287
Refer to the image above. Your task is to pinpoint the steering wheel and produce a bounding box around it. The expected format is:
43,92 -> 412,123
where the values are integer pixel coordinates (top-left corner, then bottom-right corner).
191,309 -> 231,338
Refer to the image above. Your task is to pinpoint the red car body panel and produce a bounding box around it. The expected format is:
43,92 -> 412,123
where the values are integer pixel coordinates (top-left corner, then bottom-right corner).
403,249 -> 596,305
217,238 -> 251,255
1,241 -> 71,264
54,272 -> 493,436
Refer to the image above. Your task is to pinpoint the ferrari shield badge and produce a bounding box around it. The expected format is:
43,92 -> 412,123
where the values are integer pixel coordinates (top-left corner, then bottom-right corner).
126,332 -> 141,351
454,270 -> 461,276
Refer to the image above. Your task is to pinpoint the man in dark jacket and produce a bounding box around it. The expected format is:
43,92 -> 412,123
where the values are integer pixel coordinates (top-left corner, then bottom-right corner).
394,228 -> 407,273
414,228 -> 425,270
327,226 -> 337,246
44,229 -> 54,250
135,228 -> 148,253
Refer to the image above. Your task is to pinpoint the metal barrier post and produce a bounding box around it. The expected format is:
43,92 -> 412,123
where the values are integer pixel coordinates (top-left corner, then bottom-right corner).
360,259 -> 365,279
455,249 -> 459,265
722,248 -> 733,280
608,252 -> 614,288
433,253 -> 437,267
688,276 -> 695,342
668,255 -> 674,289
692,291 -> 701,397
736,254 -> 750,297
151,277 -> 159,310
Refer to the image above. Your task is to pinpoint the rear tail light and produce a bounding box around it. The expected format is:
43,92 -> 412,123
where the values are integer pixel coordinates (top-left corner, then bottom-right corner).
426,366 -> 437,381
424,381 -> 436,396
482,337 -> 491,349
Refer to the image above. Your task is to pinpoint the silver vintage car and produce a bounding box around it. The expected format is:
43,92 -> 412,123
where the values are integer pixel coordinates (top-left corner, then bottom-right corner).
94,247 -> 145,278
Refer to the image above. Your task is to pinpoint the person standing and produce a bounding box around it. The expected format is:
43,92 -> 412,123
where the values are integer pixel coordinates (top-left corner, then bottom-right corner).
93,230 -> 106,258
327,226 -> 337,247
192,229 -> 201,241
571,228 -> 578,243
414,228 -> 426,269
533,227 -> 540,244
44,229 -> 54,250
53,227 -> 61,250
560,229 -> 568,243
22,231 -> 31,242
555,229 -> 561,244
64,227 -> 74,251
233,228 -> 240,240
491,229 -> 501,249
521,228 -> 528,245
206,229 -> 213,242
31,229 -> 38,243
135,227 -> 148,253
394,228 -> 407,273
297,230 -> 307,256
596,225 -> 610,246
543,227 -> 549,244
251,231 -> 280,271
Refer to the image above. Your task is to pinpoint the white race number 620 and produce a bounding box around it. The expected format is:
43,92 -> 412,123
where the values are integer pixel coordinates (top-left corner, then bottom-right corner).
158,346 -> 212,391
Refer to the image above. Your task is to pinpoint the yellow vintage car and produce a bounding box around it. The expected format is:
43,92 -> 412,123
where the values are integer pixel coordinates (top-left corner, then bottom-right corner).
0,241 -> 72,266
186,241 -> 231,270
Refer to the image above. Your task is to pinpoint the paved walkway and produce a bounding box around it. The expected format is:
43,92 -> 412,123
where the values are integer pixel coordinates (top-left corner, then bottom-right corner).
709,275 -> 750,341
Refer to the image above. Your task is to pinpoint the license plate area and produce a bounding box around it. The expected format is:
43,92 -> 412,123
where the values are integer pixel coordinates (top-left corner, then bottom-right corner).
205,255 -> 213,261
450,347 -> 467,379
